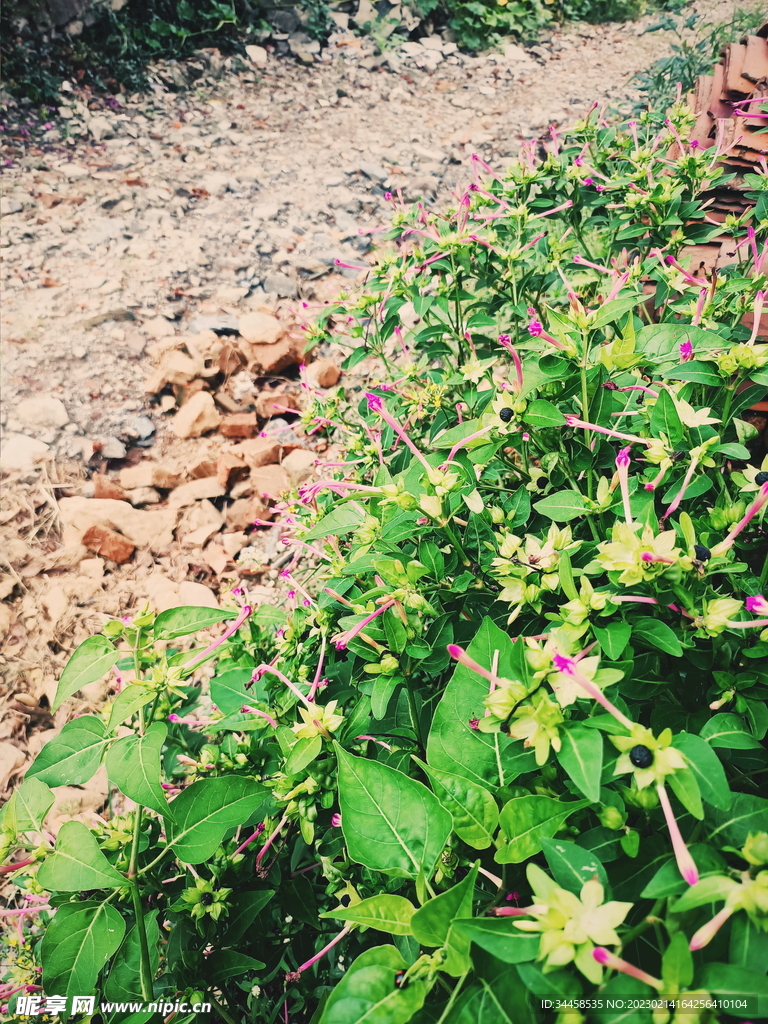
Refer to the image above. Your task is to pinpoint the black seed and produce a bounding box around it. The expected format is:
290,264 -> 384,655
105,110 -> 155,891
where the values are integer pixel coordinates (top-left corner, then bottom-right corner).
756,471 -> 768,485
200,892 -> 214,905
670,451 -> 687,463
694,544 -> 711,561
537,476 -> 548,489
629,745 -> 654,769
499,407 -> 513,423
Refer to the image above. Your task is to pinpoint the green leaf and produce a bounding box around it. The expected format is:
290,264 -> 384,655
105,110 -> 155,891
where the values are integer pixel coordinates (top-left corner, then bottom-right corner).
591,294 -> 642,329
661,931 -> 693,991
284,734 -> 323,776
715,442 -> 751,460
427,617 -> 535,790
532,490 -> 586,522
496,796 -> 588,864
661,360 -> 723,385
640,844 -> 726,899
701,713 -> 762,749
673,733 -> 731,810
540,837 -> 608,894
593,620 -> 632,660
153,606 -> 237,640
324,894 -> 416,935
711,793 -> 768,846
635,324 -> 724,362
42,901 -> 126,999
166,776 -> 266,863
649,388 -> 683,444
53,635 -> 121,712
318,946 -> 427,1024
698,963 -> 768,1010
516,963 -> 582,1000
210,668 -> 259,715
667,767 -> 703,820
523,400 -> 565,428
105,722 -> 170,817
556,724 -> 603,803
303,503 -> 366,541
631,615 -> 683,656
371,674 -> 401,720
671,874 -> 738,911
452,919 -> 539,964
27,717 -> 108,787
730,914 -> 768,973
1,777 -> 54,834
417,759 -> 499,850
223,890 -> 274,943
38,820 -> 126,891
107,684 -> 156,730
410,864 -> 477,977
336,745 -> 452,880
104,911 -> 160,1003
206,949 -> 265,981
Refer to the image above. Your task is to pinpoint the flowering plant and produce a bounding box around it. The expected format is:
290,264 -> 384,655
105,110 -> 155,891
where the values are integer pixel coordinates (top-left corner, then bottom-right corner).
2,105 -> 768,1023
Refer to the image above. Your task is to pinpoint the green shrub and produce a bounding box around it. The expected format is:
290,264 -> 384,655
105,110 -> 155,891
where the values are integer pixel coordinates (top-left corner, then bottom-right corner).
3,103 -> 768,1024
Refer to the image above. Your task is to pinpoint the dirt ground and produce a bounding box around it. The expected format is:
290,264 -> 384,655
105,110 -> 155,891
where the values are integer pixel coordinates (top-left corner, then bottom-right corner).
0,0 -> 759,788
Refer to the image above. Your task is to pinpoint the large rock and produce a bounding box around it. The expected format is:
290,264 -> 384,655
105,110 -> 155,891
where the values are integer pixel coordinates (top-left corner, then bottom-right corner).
0,434 -> 50,472
16,396 -> 69,429
169,477 -> 226,508
227,438 -> 282,469
120,462 -> 181,490
281,449 -> 317,486
238,311 -> 284,345
81,524 -> 135,564
58,497 -> 177,553
171,391 -> 222,438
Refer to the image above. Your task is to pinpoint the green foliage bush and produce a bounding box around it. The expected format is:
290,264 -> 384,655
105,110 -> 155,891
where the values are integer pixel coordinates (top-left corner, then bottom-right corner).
4,103 -> 768,1023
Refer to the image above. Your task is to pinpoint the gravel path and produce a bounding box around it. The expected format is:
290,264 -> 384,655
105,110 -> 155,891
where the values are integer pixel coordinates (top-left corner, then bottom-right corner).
1,6 -> 731,464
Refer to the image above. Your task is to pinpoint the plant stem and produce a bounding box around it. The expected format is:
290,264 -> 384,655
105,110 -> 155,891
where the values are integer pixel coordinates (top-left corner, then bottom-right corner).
209,995 -> 238,1024
435,972 -> 469,1024
128,807 -> 153,1001
442,519 -> 471,566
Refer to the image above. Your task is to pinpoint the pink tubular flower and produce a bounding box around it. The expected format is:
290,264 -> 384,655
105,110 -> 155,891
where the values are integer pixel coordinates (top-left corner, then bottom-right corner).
563,416 -> 653,446
241,705 -> 278,729
365,393 -> 433,474
334,599 -> 396,651
689,905 -> 735,950
641,552 -> 675,564
746,594 -> 768,616
573,253 -> 612,274
331,813 -> 342,827
661,455 -> 701,522
592,948 -> 663,990
551,654 -> 634,730
494,904 -> 547,917
355,735 -> 393,751
498,336 -> 524,393
441,425 -> 495,468
679,338 -> 694,361
616,446 -> 633,524
747,291 -> 766,346
657,251 -> 708,287
711,482 -> 768,555
286,924 -> 352,981
447,643 -> 495,683
657,783 -> 699,886
692,289 -> 708,328
233,821 -> 266,857
183,605 -> 252,671
644,463 -> 670,493
256,811 -> 289,875
527,319 -> 566,350
254,664 -> 313,708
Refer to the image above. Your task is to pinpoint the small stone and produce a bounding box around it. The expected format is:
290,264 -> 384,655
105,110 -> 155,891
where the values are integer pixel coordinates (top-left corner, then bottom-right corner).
217,451 -> 248,489
169,476 -> 226,508
228,437 -> 282,468
220,412 -> 259,438
92,474 -> 128,501
255,387 -> 299,418
309,357 -> 341,388
281,448 -> 317,486
221,532 -> 248,557
359,161 -> 388,182
125,415 -> 155,442
238,311 -> 284,345
128,487 -> 162,506
101,437 -> 128,460
245,44 -> 268,66
120,462 -> 180,490
16,396 -> 69,430
1,197 -> 23,215
59,496 -> 177,553
250,464 -> 291,500
143,317 -> 176,339
171,391 -> 222,439
262,272 -> 295,297
225,496 -> 270,531
178,580 -> 219,608
81,524 -> 135,564
189,456 -> 219,479
247,335 -> 306,374
0,434 -> 50,472
79,557 -> 104,579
